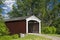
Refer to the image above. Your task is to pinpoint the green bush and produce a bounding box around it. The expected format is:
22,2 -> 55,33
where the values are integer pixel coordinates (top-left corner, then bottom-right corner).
0,20 -> 9,35
12,34 -> 19,39
56,27 -> 60,34
0,35 -> 12,40
0,34 -> 19,40
43,26 -> 56,34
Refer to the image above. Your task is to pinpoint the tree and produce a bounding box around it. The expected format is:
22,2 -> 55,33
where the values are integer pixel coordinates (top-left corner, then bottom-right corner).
0,16 -> 9,35
52,3 -> 60,34
0,0 -> 9,35
8,5 -> 23,18
45,0 -> 60,34
8,0 -> 50,18
0,0 -> 3,14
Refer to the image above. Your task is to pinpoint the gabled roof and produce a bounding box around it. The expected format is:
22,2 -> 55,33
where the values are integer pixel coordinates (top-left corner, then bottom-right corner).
4,15 -> 33,22
5,15 -> 41,22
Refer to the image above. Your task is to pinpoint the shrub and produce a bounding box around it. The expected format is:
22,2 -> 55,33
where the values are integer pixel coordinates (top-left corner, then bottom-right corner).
0,34 -> 19,40
0,20 -> 9,35
43,26 -> 56,34
51,26 -> 56,34
12,34 -> 19,39
0,35 -> 12,40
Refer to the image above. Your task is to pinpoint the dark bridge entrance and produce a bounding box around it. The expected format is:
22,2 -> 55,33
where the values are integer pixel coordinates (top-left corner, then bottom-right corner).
28,20 -> 39,33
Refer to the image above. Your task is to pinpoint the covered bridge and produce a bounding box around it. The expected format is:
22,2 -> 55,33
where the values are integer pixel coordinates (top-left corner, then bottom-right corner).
5,15 -> 41,34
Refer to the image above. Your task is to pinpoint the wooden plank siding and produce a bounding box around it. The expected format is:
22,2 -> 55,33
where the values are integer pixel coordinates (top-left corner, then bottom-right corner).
5,20 -> 26,34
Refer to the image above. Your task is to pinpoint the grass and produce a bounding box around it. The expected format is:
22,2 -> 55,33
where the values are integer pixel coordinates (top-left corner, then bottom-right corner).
46,34 -> 60,37
13,34 -> 52,40
0,34 -> 19,40
0,35 -> 12,40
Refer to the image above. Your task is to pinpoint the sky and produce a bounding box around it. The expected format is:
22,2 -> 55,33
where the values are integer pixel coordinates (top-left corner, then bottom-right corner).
1,0 -> 16,18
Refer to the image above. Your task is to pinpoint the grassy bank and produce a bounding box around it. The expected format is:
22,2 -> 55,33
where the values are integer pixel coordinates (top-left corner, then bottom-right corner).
13,35 -> 51,40
0,34 -> 52,40
46,34 -> 60,37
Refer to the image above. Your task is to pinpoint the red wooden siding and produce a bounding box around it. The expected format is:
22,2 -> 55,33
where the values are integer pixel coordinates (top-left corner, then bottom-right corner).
5,20 -> 26,34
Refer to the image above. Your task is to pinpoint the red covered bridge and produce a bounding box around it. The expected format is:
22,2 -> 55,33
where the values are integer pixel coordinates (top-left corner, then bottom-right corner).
5,15 -> 41,34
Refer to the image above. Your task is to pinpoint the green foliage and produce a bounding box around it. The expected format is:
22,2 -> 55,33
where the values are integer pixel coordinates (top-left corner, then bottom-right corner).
0,8 -> 2,14
0,35 -> 12,40
0,0 -> 3,5
8,0 -> 50,18
12,34 -> 19,39
0,34 -> 19,40
53,18 -> 60,34
42,26 -> 56,34
0,35 -> 51,40
0,21 -> 9,35
0,0 -> 3,14
0,15 -> 9,35
0,0 -> 9,35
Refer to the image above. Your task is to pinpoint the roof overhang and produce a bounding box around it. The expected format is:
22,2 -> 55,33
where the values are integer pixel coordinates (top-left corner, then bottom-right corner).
5,15 -> 41,22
